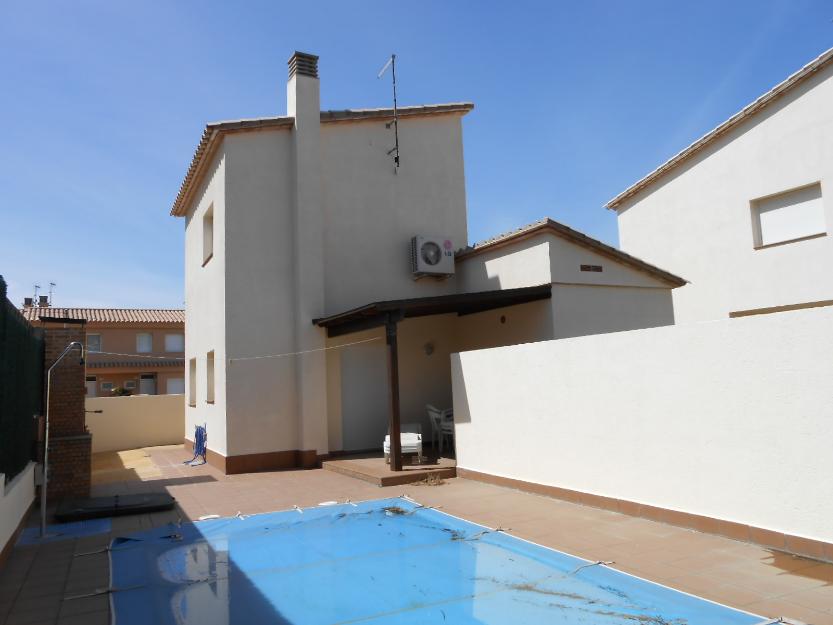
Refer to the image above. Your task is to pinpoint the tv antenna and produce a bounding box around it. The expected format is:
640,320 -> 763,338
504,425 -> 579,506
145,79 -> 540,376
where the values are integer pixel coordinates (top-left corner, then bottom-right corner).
48,282 -> 56,305
377,54 -> 400,169
33,284 -> 40,301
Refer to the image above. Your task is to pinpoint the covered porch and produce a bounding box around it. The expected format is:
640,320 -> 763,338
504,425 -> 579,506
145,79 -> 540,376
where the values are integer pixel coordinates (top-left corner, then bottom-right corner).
313,284 -> 552,482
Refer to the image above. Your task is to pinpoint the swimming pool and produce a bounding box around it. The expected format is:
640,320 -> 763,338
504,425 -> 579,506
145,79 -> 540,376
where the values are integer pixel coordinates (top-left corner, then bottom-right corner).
109,497 -> 767,624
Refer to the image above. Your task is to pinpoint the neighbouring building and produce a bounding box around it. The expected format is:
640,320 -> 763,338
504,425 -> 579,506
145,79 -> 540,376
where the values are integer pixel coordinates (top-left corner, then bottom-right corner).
608,46 -> 833,324
171,51 -> 684,473
21,302 -> 185,396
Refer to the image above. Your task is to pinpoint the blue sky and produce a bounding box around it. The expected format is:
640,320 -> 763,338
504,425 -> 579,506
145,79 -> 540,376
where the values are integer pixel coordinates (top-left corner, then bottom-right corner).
0,1 -> 830,308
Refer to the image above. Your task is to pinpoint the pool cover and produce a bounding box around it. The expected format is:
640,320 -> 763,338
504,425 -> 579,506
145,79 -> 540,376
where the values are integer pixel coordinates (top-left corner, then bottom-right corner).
110,497 -> 766,625
17,518 -> 111,546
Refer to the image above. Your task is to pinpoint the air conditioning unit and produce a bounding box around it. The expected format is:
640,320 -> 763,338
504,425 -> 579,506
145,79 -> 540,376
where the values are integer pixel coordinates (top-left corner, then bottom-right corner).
410,235 -> 455,278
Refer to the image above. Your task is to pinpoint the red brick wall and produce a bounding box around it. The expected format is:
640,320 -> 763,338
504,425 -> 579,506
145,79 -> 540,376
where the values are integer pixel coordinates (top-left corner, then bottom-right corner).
46,435 -> 91,500
42,322 -> 90,500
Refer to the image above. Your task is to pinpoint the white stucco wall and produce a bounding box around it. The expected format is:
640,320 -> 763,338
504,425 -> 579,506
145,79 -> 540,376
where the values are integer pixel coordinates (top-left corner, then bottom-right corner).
616,63 -> 833,323
551,284 -> 674,339
0,463 -> 35,554
222,129 -> 299,458
452,306 -> 833,543
457,231 -> 677,341
321,115 -> 468,312
184,149 -> 227,454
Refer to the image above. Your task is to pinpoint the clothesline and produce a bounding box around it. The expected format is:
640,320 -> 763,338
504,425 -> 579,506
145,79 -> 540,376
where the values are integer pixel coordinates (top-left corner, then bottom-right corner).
86,336 -> 382,363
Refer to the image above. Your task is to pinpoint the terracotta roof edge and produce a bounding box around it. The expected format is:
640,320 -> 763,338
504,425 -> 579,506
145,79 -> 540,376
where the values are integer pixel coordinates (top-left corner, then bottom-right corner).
457,218 -> 687,287
170,102 -> 474,217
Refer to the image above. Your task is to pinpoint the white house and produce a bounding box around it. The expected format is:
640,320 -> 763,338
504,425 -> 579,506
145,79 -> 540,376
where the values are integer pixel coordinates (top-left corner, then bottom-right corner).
608,46 -> 833,323
172,52 -> 683,474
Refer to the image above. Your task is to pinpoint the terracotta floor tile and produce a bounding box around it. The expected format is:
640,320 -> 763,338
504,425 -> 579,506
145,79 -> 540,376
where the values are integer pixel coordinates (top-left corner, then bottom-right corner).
743,597 -> 833,624
779,586 -> 833,614
612,559 -> 690,582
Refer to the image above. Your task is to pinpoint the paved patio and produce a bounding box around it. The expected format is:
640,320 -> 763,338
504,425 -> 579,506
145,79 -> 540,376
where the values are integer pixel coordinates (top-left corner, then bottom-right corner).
1,444 -> 832,624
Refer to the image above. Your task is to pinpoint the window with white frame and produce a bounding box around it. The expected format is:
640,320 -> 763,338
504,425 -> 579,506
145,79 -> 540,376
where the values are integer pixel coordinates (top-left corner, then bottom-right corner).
752,183 -> 826,248
124,380 -> 137,390
203,204 -> 214,264
206,350 -> 215,403
188,358 -> 197,406
87,333 -> 102,353
136,333 -> 153,353
101,381 -> 114,393
165,333 -> 184,352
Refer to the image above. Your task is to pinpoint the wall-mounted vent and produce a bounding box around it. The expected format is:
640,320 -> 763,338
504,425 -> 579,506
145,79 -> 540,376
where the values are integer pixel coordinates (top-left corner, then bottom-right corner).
580,264 -> 603,273
410,236 -> 455,278
288,51 -> 319,79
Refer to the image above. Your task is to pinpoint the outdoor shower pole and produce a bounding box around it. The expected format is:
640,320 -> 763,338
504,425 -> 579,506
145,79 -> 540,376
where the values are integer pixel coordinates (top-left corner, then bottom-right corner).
41,341 -> 84,537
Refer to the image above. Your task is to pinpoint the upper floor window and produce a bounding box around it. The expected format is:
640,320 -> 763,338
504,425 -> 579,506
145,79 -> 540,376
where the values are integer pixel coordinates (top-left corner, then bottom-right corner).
87,334 -> 101,353
203,204 -> 214,265
206,350 -> 215,404
188,358 -> 197,407
136,333 -> 153,353
752,183 -> 825,249
165,333 -> 185,353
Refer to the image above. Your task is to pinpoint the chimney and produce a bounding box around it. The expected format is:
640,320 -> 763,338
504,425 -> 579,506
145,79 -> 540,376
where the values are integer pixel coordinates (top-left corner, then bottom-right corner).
288,52 -> 318,81
287,51 -> 319,120
286,51 -> 328,456
38,295 -> 49,308
23,297 -> 33,308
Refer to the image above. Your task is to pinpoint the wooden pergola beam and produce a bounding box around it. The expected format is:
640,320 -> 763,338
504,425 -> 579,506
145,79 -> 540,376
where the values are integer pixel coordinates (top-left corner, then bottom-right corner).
385,312 -> 403,471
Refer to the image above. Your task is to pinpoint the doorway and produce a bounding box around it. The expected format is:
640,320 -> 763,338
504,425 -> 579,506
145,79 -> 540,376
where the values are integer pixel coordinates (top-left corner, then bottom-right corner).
139,373 -> 157,395
340,341 -> 388,451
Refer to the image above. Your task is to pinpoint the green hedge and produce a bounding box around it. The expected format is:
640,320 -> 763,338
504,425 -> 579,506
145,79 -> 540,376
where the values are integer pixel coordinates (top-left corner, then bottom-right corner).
0,276 -> 43,482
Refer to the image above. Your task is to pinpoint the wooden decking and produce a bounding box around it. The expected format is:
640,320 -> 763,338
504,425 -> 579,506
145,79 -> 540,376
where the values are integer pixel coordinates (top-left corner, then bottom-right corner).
322,453 -> 456,486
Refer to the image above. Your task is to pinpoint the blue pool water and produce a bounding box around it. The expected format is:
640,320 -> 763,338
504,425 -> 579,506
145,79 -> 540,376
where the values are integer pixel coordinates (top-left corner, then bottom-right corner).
110,497 -> 765,624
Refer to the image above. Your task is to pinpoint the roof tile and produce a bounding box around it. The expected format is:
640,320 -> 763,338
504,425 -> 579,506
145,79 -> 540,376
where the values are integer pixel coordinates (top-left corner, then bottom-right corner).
20,307 -> 184,324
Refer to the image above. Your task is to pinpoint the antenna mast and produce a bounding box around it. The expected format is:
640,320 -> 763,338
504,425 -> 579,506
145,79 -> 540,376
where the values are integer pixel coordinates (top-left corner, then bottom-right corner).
48,282 -> 56,305
377,54 -> 400,168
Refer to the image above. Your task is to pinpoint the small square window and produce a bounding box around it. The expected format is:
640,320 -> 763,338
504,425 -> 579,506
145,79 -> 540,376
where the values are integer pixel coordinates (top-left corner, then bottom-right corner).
101,382 -> 114,393
136,333 -> 153,353
124,380 -> 137,390
165,333 -> 185,352
752,183 -> 825,248
87,334 -> 102,353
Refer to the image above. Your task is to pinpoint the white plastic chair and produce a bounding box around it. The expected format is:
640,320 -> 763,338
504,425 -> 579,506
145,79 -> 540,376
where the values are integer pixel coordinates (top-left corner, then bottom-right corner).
383,422 -> 423,464
438,410 -> 454,456
426,404 -> 443,448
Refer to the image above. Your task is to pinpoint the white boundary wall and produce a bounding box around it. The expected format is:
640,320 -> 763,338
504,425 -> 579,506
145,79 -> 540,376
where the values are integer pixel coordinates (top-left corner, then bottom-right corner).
0,463 -> 35,553
452,306 -> 833,543
86,395 -> 185,453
